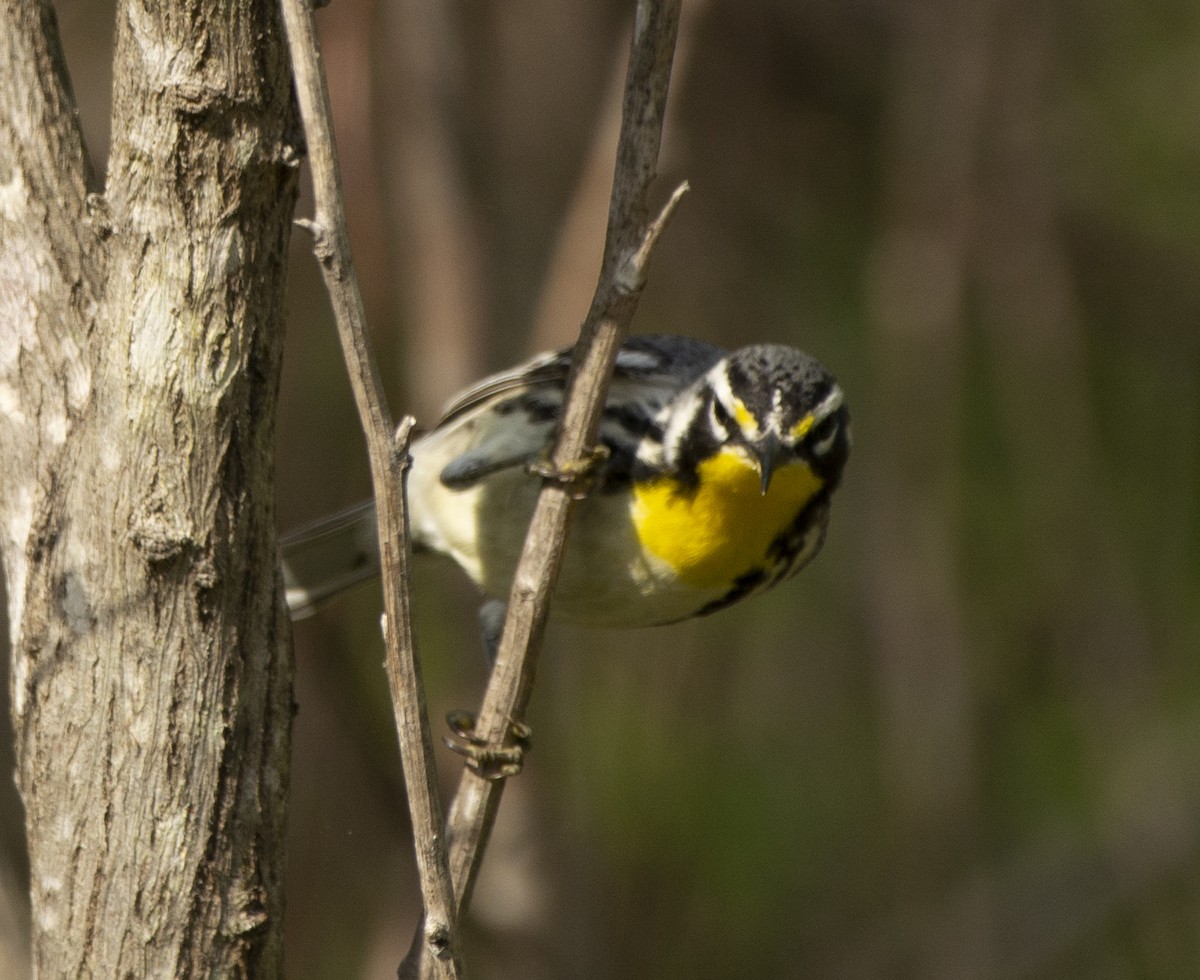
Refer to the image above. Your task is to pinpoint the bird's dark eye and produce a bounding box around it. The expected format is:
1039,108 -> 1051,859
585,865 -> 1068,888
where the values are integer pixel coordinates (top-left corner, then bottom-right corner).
809,415 -> 838,453
710,398 -> 734,433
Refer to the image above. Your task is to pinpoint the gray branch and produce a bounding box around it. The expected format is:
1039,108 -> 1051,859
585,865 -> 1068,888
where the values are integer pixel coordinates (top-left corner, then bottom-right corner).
277,0 -> 462,975
415,3 -> 686,973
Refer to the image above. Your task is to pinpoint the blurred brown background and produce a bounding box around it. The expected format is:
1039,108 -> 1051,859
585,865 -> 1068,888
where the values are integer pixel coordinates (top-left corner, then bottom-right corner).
2,0 -> 1198,976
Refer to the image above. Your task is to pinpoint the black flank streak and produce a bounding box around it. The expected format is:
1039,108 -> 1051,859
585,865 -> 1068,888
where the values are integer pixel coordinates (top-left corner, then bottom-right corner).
697,567 -> 769,617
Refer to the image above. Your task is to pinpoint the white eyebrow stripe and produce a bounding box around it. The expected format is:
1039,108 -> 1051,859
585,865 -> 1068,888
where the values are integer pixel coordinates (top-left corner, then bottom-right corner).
708,361 -> 736,407
812,426 -> 839,456
707,362 -> 758,436
814,384 -> 843,419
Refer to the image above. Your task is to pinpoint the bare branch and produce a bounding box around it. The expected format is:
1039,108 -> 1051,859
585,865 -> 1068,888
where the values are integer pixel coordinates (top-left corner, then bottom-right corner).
442,0 -> 683,926
371,0 -> 489,418
277,0 -> 462,974
5,0 -> 299,972
530,0 -> 706,352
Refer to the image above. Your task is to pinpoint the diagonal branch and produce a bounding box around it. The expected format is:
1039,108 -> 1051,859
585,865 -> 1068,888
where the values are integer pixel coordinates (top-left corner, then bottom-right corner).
277,0 -> 462,975
440,0 -> 684,925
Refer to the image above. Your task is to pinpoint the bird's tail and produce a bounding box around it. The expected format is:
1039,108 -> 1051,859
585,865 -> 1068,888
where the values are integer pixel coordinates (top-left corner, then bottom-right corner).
280,500 -> 380,619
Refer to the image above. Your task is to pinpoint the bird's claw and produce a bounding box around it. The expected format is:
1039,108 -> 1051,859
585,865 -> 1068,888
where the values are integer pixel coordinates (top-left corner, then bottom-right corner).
444,709 -> 533,780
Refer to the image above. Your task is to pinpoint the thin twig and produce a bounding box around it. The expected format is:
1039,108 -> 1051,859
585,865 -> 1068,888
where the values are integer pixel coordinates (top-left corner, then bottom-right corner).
277,0 -> 461,975
408,4 -> 684,972
530,0 -> 705,352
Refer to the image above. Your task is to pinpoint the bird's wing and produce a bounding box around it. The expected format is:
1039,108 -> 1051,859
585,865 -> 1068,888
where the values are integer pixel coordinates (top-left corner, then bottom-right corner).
426,335 -> 725,489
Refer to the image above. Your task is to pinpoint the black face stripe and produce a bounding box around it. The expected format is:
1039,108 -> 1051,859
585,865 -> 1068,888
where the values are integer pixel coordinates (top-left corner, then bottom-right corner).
669,391 -> 724,490
799,405 -> 851,487
809,413 -> 838,447
708,396 -> 736,440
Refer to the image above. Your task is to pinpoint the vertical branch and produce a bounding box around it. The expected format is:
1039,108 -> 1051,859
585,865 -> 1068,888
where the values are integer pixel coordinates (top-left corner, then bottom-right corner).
863,0 -> 994,972
277,0 -> 461,975
371,0 -> 489,419
442,0 -> 683,922
6,0 -> 298,973
530,0 -> 707,352
974,0 -> 1151,676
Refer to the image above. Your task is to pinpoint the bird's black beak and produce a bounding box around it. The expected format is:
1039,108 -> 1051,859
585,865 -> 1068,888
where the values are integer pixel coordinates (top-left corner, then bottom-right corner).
754,432 -> 782,495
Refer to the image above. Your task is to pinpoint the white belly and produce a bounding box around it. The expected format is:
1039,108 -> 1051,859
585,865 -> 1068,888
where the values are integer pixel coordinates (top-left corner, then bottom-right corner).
407,438 -> 724,628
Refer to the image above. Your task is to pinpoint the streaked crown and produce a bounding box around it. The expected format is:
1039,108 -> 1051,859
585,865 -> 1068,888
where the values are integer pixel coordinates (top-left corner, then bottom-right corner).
656,344 -> 850,492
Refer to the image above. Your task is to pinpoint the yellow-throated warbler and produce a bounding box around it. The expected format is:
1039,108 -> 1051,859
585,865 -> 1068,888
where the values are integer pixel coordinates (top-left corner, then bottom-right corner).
282,335 -> 850,628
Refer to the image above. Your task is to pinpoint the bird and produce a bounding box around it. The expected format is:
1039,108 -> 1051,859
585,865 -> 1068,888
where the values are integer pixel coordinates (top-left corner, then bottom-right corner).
281,334 -> 850,632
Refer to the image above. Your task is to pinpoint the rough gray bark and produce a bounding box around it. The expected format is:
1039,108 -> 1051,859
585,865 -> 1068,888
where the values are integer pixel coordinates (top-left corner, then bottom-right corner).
0,0 -> 298,975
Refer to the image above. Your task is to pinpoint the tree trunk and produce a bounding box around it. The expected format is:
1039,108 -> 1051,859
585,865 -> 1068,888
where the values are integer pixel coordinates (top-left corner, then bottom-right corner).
0,0 -> 298,974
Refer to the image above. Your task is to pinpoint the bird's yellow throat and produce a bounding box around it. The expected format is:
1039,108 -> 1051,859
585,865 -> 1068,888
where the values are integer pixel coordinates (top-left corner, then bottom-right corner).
632,447 -> 822,588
